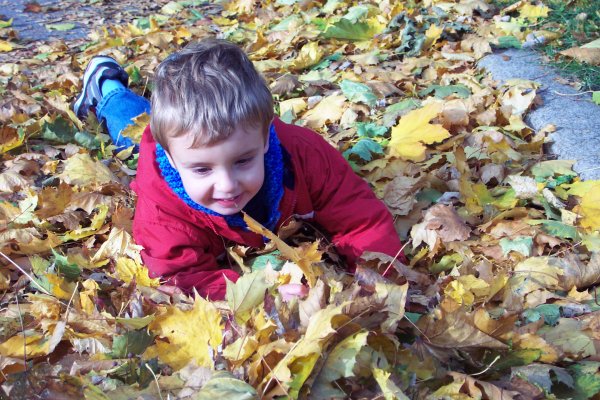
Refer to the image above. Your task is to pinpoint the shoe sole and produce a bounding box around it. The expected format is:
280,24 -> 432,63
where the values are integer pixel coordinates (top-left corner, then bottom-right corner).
73,56 -> 123,119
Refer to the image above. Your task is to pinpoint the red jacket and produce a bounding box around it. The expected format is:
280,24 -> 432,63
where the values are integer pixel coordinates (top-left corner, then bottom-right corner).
131,118 -> 404,299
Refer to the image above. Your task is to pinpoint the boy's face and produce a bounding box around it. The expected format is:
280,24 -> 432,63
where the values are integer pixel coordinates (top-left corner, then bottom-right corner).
165,125 -> 269,215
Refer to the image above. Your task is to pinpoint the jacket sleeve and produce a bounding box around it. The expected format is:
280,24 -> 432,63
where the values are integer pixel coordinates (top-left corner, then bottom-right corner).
298,131 -> 406,267
133,218 -> 239,300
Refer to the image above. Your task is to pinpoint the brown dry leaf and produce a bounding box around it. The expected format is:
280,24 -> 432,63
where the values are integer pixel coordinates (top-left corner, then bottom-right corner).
302,94 -> 346,129
35,184 -> 73,219
560,38 -> 600,65
411,204 -> 471,248
92,227 -> 143,264
555,252 -> 600,290
418,309 -> 507,349
0,171 -> 30,193
383,175 -> 427,216
59,153 -> 117,187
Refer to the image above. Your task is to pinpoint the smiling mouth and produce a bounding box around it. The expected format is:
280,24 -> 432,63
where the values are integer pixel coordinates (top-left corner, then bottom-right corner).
214,194 -> 242,207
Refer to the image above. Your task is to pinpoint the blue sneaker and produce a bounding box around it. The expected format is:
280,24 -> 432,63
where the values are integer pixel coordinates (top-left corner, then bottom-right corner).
73,56 -> 129,119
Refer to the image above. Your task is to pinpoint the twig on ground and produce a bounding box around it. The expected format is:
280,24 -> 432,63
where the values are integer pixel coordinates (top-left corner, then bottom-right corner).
145,363 -> 164,400
0,251 -> 54,297
470,355 -> 501,376
15,291 -> 27,374
64,281 -> 79,323
382,239 -> 411,277
552,90 -> 594,96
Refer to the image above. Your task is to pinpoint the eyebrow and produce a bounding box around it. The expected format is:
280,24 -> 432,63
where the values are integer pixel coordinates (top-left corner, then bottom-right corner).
182,148 -> 261,168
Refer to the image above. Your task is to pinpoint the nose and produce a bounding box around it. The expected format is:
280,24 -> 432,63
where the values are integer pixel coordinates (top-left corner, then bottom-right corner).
215,169 -> 237,193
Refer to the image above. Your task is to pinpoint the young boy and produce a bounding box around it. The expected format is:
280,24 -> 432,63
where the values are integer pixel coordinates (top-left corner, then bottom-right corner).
74,38 -> 405,300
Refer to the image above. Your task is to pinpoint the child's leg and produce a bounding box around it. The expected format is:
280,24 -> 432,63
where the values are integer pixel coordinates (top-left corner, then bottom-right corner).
73,56 -> 151,150
95,83 -> 150,150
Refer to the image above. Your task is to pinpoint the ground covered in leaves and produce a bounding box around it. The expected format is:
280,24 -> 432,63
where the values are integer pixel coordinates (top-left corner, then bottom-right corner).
1,0 -> 600,399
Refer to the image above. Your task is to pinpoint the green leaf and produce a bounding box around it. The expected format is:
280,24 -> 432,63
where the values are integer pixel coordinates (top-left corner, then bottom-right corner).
569,362 -> 600,400
581,231 -> 600,252
226,269 -> 272,325
41,116 -> 77,143
418,84 -> 471,99
430,253 -> 463,274
111,330 -> 153,358
343,138 -> 383,162
312,331 -> 369,398
531,160 -> 576,180
0,18 -> 13,28
522,304 -> 560,326
74,131 -> 101,150
126,65 -> 142,85
593,92 -> 600,105
323,18 -> 378,41
344,5 -> 370,23
46,23 -> 76,31
528,220 -> 578,240
52,250 -> 81,280
496,36 -> 522,49
382,98 -> 420,127
340,79 -> 378,107
493,349 -> 542,371
249,250 -> 285,271
499,236 -> 533,257
512,363 -> 573,393
357,122 -> 387,138
195,371 -> 258,400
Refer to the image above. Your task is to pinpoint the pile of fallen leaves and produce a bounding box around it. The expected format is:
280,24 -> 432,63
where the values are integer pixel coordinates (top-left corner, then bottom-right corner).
1,0 -> 600,398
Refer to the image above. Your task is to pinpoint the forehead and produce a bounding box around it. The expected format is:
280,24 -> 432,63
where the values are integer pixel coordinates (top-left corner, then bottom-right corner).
167,124 -> 266,153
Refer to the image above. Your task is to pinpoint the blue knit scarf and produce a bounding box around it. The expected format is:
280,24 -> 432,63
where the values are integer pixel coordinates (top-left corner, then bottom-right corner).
154,124 -> 284,230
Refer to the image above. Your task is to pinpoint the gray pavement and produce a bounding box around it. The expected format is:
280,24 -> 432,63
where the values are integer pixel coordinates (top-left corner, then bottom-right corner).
0,0 -> 163,43
479,49 -> 600,181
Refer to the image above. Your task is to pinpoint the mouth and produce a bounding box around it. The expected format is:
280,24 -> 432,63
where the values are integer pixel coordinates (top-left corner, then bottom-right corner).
214,194 -> 242,208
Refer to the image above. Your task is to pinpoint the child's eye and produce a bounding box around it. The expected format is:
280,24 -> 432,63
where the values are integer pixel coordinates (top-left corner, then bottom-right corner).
193,167 -> 211,175
236,157 -> 252,165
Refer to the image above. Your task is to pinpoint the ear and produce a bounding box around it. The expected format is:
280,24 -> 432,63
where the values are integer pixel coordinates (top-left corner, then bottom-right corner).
263,121 -> 272,154
263,130 -> 270,154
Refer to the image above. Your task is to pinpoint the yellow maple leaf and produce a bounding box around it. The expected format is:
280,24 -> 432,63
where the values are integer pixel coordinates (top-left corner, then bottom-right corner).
568,181 -> 600,231
302,94 -> 347,130
115,257 -> 160,287
0,324 -> 65,358
243,213 -> 321,287
389,103 -> 450,161
289,42 -> 323,71
0,40 -> 13,52
120,112 -> 149,144
424,24 -> 443,48
519,4 -> 549,20
146,297 -> 223,370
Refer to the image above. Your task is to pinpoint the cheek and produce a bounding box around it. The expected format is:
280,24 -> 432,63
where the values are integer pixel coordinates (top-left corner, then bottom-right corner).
180,174 -> 211,200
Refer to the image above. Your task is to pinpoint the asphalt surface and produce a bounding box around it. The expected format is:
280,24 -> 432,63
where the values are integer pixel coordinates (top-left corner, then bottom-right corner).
3,1 -> 599,180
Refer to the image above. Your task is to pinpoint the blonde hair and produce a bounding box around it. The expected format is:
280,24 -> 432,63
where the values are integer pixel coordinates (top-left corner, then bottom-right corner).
150,38 -> 274,149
